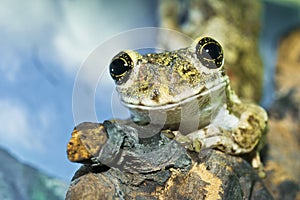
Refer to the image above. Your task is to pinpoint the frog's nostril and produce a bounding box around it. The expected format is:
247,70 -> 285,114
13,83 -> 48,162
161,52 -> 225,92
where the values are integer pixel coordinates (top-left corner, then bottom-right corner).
109,51 -> 133,84
196,37 -> 224,69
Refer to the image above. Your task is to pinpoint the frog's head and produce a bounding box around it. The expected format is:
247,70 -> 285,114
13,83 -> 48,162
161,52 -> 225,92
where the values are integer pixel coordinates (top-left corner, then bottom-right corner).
109,37 -> 228,129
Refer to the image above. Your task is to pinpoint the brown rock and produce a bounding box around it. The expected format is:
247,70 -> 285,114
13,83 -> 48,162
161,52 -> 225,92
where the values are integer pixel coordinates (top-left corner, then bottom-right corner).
267,117 -> 300,182
67,122 -> 108,164
276,27 -> 300,102
263,27 -> 300,200
66,150 -> 273,200
66,172 -> 117,200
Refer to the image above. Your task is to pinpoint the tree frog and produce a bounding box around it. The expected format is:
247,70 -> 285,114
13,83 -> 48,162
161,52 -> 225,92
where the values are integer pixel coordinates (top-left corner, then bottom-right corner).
109,37 -> 268,171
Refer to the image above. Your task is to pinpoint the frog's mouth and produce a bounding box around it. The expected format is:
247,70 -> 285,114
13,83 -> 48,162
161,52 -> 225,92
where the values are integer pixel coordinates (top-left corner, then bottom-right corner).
121,80 -> 228,111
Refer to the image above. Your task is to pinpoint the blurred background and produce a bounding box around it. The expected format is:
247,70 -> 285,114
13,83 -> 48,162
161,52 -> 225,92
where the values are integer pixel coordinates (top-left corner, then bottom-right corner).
0,0 -> 300,199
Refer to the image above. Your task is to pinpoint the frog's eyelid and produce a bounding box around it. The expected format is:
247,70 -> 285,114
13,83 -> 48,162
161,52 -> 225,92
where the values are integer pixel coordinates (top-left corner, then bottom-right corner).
122,50 -> 142,66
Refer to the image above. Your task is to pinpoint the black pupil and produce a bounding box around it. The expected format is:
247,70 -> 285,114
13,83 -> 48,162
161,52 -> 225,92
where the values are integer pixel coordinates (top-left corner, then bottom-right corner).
196,37 -> 223,69
202,43 -> 221,60
109,58 -> 129,77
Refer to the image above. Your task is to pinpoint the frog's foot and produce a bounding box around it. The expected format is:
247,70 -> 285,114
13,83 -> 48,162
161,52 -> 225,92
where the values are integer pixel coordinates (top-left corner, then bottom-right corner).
171,128 -> 266,177
173,126 -> 245,155
251,152 -> 266,178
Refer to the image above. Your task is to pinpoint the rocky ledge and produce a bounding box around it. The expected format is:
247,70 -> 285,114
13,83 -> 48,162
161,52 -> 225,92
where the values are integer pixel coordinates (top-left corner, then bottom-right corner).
65,121 -> 273,200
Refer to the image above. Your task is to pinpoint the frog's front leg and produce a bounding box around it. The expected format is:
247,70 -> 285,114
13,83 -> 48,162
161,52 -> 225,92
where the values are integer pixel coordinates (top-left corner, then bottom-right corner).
226,102 -> 268,154
229,102 -> 268,177
174,102 -> 268,172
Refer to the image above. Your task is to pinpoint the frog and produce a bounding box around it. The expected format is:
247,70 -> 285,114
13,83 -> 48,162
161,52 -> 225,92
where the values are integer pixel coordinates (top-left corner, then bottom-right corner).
109,36 -> 268,172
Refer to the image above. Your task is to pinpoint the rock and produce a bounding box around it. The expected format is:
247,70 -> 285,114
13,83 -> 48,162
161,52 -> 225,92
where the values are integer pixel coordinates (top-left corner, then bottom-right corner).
263,27 -> 300,200
66,168 -> 117,200
159,150 -> 272,200
276,28 -> 300,102
266,117 -> 300,181
66,122 -> 272,200
67,122 -> 108,164
269,27 -> 300,119
66,150 -> 273,200
263,160 -> 300,200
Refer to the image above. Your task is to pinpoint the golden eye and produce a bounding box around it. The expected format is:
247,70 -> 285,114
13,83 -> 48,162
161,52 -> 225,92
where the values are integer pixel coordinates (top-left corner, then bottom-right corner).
195,37 -> 224,69
109,51 -> 134,84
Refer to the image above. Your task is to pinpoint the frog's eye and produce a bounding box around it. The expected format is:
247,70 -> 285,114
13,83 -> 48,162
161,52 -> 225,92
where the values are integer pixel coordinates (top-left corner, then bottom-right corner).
109,51 -> 134,84
195,37 -> 224,69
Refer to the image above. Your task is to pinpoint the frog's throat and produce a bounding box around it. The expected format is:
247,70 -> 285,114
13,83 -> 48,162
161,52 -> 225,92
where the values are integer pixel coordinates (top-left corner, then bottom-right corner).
121,80 -> 228,111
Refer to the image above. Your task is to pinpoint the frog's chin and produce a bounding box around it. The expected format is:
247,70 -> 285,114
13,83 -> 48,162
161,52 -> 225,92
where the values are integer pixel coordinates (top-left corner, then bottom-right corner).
121,80 -> 228,111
